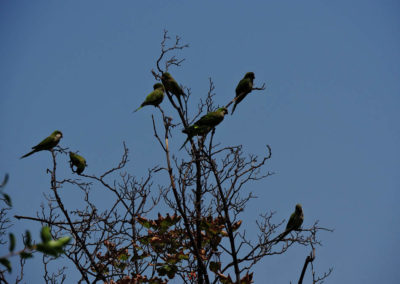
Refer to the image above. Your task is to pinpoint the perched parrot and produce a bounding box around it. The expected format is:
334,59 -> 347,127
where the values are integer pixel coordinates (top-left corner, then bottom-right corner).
69,152 -> 87,175
275,204 -> 304,243
21,130 -> 63,159
231,72 -> 255,114
180,107 -> 228,150
161,72 -> 186,98
134,83 -> 165,112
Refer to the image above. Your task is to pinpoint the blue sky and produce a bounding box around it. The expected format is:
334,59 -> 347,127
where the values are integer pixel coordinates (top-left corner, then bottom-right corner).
0,1 -> 399,283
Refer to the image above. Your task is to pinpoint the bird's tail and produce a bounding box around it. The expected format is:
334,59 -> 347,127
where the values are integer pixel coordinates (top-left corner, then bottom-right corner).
274,230 -> 290,244
133,106 -> 142,113
176,95 -> 184,110
179,137 -> 190,151
20,150 -> 35,159
231,103 -> 238,115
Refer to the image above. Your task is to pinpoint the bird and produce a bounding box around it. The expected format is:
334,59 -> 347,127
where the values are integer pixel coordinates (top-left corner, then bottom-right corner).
275,204 -> 304,243
180,107 -> 228,150
134,83 -> 165,112
161,72 -> 186,98
21,130 -> 63,159
231,72 -> 255,114
69,152 -> 87,175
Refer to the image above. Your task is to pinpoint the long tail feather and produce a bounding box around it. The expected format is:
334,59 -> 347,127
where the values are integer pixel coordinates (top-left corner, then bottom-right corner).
176,95 -> 184,110
20,150 -> 36,159
179,137 -> 190,151
231,103 -> 238,115
274,230 -> 290,244
133,106 -> 142,113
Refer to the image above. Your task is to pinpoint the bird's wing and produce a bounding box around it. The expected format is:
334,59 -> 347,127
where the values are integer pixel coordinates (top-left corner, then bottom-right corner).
286,212 -> 296,231
195,112 -> 221,127
33,136 -> 54,150
145,90 -> 157,102
235,78 -> 250,96
172,81 -> 184,95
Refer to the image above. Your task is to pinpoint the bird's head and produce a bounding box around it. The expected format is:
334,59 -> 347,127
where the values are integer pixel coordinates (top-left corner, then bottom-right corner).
295,204 -> 303,213
218,107 -> 228,115
244,72 -> 255,80
153,83 -> 165,91
52,130 -> 63,139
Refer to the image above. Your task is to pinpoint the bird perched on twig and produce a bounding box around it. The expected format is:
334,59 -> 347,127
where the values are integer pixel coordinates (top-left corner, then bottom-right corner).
275,204 -> 304,243
21,130 -> 63,159
180,107 -> 228,150
161,72 -> 186,98
69,152 -> 87,175
231,72 -> 255,114
134,83 -> 165,112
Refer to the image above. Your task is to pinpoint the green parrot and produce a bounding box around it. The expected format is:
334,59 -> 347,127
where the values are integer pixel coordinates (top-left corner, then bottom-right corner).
69,152 -> 87,175
21,130 -> 63,159
231,72 -> 255,114
134,83 -> 165,112
161,72 -> 186,98
275,204 -> 304,243
180,107 -> 228,150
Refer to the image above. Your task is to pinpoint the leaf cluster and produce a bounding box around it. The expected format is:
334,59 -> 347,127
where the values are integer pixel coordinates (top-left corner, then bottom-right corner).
0,174 -> 71,274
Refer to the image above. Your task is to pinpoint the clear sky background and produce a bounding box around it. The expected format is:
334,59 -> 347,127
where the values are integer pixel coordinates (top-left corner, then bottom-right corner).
0,1 -> 399,283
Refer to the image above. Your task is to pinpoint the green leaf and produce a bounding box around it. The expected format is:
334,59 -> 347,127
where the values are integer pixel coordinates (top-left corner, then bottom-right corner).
24,230 -> 32,248
157,266 -> 167,277
9,233 -> 16,252
157,264 -> 177,279
166,257 -> 178,264
37,236 -> 71,257
139,236 -> 150,245
131,252 -> 149,261
20,252 -> 33,259
177,252 -> 189,260
46,240 -> 65,252
115,262 -> 127,271
0,174 -> 9,188
166,264 -> 178,279
0,258 -> 11,273
160,219 -> 172,231
2,194 -> 11,207
53,236 -> 71,248
36,243 -> 60,257
40,226 -> 52,243
140,220 -> 152,229
209,261 -> 221,273
118,253 -> 129,261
